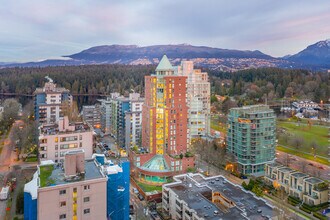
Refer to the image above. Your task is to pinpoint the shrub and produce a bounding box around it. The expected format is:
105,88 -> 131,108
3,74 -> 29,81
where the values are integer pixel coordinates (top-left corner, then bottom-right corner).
299,206 -> 312,214
313,212 -> 327,220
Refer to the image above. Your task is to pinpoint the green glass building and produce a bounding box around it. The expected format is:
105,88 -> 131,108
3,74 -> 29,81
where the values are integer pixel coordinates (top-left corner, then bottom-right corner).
227,105 -> 276,175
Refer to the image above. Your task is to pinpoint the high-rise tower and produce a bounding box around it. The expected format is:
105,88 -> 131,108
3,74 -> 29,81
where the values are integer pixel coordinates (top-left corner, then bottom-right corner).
130,55 -> 194,184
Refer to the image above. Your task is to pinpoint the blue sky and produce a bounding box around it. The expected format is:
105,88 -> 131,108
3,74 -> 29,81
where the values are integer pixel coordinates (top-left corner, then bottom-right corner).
0,0 -> 329,62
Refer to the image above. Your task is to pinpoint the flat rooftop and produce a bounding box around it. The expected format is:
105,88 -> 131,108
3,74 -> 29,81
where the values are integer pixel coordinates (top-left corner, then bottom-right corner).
278,167 -> 294,173
39,159 -> 105,188
267,163 -> 283,168
291,172 -> 309,178
164,174 -> 275,220
305,177 -> 323,184
39,122 -> 91,135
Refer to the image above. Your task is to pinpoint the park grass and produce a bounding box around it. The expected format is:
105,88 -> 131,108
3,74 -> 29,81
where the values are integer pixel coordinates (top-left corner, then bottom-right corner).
276,145 -> 329,166
137,182 -> 162,192
277,121 -> 329,157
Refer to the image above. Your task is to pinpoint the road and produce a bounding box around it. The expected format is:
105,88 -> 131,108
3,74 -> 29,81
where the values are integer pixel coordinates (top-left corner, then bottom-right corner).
130,186 -> 149,220
275,151 -> 329,181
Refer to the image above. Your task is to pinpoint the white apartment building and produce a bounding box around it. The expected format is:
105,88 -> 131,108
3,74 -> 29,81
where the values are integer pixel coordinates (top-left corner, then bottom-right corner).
265,163 -> 329,205
174,61 -> 210,139
34,77 -> 72,124
38,116 -> 93,162
125,94 -> 144,149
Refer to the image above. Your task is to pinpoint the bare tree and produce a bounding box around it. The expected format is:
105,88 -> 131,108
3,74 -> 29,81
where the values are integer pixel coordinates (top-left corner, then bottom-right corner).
290,136 -> 303,150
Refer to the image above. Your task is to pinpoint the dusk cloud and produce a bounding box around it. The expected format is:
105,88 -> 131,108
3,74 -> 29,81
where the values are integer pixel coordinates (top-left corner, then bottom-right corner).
0,0 -> 329,61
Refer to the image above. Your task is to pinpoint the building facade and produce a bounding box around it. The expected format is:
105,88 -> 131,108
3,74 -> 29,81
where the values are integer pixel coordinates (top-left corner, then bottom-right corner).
34,77 -> 72,124
24,150 -> 108,220
24,151 -> 130,220
264,163 -> 329,206
130,55 -> 194,184
227,105 -> 276,175
125,94 -> 144,149
162,173 -> 276,220
38,116 -> 93,162
98,93 -> 120,135
174,61 -> 210,139
81,104 -> 101,128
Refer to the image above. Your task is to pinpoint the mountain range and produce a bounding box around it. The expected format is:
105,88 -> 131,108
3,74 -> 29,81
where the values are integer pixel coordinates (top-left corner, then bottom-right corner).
1,40 -> 330,71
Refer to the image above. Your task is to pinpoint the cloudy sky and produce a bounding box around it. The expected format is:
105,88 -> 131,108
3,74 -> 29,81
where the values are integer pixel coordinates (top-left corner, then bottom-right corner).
0,0 -> 329,62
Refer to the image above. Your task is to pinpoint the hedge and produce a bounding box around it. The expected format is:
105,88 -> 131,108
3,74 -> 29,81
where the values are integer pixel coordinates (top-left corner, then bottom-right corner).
299,206 -> 312,214
302,202 -> 330,212
313,212 -> 327,220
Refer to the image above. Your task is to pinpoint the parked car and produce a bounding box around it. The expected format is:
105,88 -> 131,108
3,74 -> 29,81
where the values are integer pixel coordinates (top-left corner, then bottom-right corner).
137,193 -> 144,201
129,205 -> 134,215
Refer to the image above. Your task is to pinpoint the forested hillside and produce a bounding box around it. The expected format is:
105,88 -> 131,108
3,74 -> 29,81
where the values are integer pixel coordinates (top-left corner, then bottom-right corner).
0,65 -> 329,104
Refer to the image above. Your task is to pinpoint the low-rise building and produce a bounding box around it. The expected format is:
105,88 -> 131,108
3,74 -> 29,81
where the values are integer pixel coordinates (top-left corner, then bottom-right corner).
38,116 -> 93,162
162,173 -> 277,220
264,163 -> 329,205
81,104 -> 101,128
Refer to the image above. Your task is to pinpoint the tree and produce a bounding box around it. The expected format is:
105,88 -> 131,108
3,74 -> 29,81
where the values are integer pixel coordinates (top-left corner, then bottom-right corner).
16,187 -> 24,214
1,98 -> 20,129
290,136 -> 303,150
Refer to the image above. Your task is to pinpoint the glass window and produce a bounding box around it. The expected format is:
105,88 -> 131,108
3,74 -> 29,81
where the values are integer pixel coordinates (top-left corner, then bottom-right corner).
60,201 -> 66,207
59,214 -> 66,219
59,190 -> 66,195
84,197 -> 90,203
84,208 -> 90,214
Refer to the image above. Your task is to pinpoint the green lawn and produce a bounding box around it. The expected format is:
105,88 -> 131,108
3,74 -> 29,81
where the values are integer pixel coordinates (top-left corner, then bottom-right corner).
39,165 -> 54,187
25,157 -> 37,162
276,145 -> 329,166
210,116 -> 227,134
277,121 -> 328,157
137,182 -> 162,192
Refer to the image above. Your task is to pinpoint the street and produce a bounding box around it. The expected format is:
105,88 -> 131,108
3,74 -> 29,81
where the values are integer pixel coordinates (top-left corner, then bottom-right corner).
275,151 -> 329,181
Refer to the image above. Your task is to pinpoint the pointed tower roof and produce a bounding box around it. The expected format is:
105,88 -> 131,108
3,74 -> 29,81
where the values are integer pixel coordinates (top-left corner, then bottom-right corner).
156,55 -> 173,71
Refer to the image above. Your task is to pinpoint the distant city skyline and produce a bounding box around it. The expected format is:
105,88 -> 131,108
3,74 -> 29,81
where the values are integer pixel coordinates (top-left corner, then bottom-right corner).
0,0 -> 329,62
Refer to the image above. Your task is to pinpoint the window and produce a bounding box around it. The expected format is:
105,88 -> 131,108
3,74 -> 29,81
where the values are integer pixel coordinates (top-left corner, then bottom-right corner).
60,136 -> 78,142
73,188 -> 77,193
84,185 -> 90,190
84,208 -> 90,214
60,201 -> 66,207
83,197 -> 90,203
55,152 -> 58,157
59,190 -> 66,195
59,214 -> 66,219
40,138 -> 47,144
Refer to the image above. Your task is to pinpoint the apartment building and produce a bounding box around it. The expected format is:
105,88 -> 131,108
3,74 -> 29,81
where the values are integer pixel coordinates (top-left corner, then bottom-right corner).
227,105 -> 276,175
81,104 -> 101,128
24,150 -> 107,220
174,61 -> 211,139
265,163 -> 329,205
162,173 -> 276,220
125,94 -> 144,149
34,77 -> 72,124
130,55 -> 194,184
98,93 -> 120,134
24,151 -> 130,220
38,116 -> 93,162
